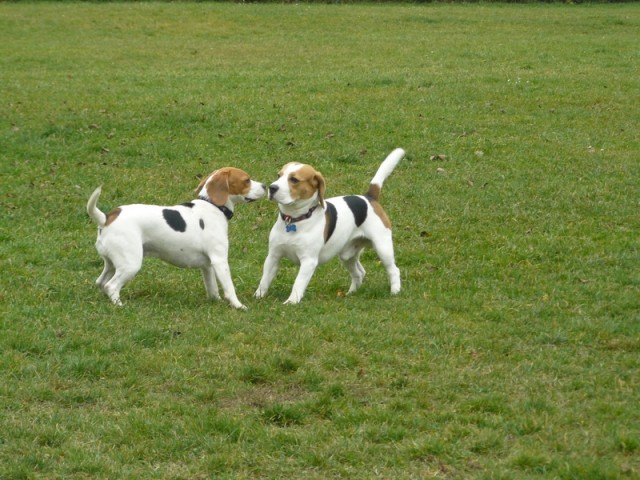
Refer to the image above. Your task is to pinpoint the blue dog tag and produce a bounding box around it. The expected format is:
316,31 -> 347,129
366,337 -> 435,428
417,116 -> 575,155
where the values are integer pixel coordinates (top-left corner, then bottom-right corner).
286,224 -> 297,233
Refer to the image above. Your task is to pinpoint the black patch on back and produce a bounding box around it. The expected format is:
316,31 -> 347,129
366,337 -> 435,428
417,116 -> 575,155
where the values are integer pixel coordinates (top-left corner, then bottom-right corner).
181,202 -> 195,208
199,219 -> 205,230
324,201 -> 338,243
343,195 -> 368,227
163,209 -> 187,232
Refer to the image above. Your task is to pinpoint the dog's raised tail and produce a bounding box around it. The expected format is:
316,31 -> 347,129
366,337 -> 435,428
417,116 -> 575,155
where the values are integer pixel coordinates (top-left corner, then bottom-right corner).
366,148 -> 405,201
87,186 -> 107,227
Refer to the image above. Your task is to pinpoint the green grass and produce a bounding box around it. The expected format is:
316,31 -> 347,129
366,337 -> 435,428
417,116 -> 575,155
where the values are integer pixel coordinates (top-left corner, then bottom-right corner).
1,2 -> 639,478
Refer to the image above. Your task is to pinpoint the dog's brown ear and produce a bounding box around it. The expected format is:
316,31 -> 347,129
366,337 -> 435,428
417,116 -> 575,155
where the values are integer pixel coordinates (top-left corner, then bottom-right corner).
315,172 -> 326,208
194,176 -> 208,194
207,169 -> 230,207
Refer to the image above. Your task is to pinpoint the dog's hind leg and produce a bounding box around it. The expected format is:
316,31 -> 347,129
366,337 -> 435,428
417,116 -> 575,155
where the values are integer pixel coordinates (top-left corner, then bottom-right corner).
103,267 -> 140,306
340,249 -> 366,295
201,264 -> 220,300
96,257 -> 116,294
371,232 -> 401,295
102,247 -> 143,306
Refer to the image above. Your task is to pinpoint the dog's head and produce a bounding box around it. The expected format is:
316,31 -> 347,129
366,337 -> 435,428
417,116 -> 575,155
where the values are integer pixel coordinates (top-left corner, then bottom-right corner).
196,167 -> 266,207
268,162 -> 325,209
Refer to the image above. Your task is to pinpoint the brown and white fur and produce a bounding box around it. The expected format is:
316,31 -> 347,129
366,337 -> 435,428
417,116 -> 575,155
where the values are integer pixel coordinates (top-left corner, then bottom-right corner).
87,167 -> 266,309
255,148 -> 405,304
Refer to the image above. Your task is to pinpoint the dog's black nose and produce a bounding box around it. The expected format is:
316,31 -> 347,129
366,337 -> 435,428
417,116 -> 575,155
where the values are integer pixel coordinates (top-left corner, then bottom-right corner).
268,185 -> 279,197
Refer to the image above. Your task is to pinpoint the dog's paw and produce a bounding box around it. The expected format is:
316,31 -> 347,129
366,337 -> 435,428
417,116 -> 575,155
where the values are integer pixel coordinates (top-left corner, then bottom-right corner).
347,285 -> 359,295
254,288 -> 266,299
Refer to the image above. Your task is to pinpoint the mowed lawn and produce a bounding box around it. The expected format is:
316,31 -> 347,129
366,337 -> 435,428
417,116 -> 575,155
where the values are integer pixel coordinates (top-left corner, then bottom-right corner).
1,2 -> 639,478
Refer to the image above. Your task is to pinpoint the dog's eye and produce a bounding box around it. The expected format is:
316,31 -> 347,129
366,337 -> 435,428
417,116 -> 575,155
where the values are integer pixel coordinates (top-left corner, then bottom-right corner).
289,177 -> 300,184
245,178 -> 251,185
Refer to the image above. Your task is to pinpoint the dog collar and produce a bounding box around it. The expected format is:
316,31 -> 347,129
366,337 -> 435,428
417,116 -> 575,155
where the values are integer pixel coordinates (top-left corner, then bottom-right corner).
280,206 -> 318,224
280,206 -> 317,232
198,196 -> 234,220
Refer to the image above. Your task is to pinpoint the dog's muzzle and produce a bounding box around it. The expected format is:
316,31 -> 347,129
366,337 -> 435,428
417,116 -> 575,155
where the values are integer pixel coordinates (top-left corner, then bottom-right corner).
268,185 -> 279,200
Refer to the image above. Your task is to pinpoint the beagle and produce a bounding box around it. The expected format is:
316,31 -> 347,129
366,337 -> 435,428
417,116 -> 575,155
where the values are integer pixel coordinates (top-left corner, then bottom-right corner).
255,148 -> 405,304
87,167 -> 266,309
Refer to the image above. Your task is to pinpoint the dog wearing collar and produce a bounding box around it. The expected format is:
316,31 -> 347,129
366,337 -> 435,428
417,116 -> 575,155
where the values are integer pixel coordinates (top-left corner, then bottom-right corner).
255,148 -> 405,304
87,167 -> 266,309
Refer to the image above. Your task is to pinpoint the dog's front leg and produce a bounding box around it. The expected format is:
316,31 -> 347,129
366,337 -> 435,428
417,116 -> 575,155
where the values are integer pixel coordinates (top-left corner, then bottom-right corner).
284,257 -> 318,305
211,260 -> 246,310
201,265 -> 220,300
254,251 -> 282,299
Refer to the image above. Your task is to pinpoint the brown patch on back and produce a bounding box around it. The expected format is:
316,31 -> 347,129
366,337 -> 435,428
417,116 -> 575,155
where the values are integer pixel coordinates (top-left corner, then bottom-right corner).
105,208 -> 122,227
370,200 -> 391,229
366,183 -> 390,227
366,183 -> 381,201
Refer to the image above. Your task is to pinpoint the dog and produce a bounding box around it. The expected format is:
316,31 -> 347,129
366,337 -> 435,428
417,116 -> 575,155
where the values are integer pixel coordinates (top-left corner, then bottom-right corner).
87,167 -> 266,309
254,148 -> 405,304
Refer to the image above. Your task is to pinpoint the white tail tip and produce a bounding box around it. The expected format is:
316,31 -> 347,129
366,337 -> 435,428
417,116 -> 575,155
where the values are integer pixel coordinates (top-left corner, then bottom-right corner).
371,148 -> 405,187
87,186 -> 106,227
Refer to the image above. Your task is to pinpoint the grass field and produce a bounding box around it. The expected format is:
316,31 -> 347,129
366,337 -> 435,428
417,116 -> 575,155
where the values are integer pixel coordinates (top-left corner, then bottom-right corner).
1,2 -> 639,478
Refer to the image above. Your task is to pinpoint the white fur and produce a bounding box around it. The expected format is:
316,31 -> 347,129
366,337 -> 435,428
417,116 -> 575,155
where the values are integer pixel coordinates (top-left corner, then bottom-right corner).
87,169 -> 265,309
255,148 -> 405,304
370,147 -> 405,189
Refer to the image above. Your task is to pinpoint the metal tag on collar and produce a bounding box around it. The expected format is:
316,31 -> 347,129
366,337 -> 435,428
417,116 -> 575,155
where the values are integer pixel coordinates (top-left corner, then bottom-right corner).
286,223 -> 297,233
